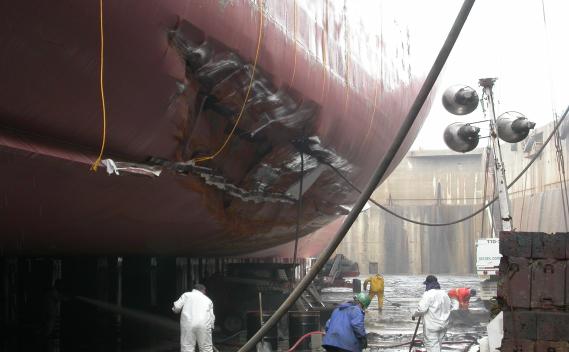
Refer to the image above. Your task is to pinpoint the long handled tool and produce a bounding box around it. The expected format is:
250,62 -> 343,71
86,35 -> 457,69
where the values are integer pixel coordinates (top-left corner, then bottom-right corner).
383,297 -> 402,307
409,316 -> 422,352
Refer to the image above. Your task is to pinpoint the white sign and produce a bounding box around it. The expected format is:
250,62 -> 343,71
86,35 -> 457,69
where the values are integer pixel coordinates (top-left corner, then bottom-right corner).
476,238 -> 501,269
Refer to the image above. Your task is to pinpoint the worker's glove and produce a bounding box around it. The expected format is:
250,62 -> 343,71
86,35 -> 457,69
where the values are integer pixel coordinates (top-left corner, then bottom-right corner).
411,315 -> 416,321
359,336 -> 368,349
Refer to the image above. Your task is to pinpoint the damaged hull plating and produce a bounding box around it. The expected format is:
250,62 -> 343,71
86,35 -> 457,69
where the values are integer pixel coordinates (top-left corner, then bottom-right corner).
0,0 -> 438,255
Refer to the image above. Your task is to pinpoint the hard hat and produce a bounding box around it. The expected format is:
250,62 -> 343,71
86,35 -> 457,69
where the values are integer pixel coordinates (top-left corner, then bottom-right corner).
354,293 -> 371,309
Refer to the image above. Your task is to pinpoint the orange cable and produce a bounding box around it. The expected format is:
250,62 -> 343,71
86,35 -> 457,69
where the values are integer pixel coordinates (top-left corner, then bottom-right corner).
193,0 -> 264,163
362,79 -> 379,144
290,0 -> 298,86
91,0 -> 107,171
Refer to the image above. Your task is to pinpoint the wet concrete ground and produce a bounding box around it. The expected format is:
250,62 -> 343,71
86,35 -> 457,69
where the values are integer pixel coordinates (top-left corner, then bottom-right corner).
321,275 -> 488,352
127,275 -> 489,352
3,275 -> 487,351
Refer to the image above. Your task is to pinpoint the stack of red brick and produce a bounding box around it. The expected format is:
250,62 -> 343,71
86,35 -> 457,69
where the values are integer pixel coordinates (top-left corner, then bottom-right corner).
498,231 -> 569,352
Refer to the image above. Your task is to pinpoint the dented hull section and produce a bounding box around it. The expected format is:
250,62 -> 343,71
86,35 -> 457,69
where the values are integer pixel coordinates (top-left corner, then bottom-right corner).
0,0 -> 440,255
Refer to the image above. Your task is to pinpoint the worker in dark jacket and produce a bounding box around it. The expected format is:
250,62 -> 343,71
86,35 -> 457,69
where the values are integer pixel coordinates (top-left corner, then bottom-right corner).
322,293 -> 371,352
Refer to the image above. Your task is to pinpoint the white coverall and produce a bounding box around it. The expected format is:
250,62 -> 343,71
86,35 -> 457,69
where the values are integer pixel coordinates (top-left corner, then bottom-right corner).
413,289 -> 451,352
172,290 -> 216,352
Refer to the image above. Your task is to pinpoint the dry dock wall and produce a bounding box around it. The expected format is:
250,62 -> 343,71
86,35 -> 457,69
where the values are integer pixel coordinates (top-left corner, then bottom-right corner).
336,149 -> 488,275
336,120 -> 569,275
336,200 -> 486,275
504,121 -> 569,233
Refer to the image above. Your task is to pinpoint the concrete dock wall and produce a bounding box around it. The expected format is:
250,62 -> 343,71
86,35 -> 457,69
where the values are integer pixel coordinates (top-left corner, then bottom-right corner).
336,149 -> 488,275
336,121 -> 569,274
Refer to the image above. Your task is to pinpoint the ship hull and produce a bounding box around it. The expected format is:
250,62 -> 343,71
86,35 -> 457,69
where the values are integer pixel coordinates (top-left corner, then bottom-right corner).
0,0 -> 437,255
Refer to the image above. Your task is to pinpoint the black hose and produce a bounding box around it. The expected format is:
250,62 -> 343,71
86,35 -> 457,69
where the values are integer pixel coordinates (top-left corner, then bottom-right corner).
327,162 -> 493,226
327,100 -> 569,227
462,338 -> 477,352
236,1 -> 475,350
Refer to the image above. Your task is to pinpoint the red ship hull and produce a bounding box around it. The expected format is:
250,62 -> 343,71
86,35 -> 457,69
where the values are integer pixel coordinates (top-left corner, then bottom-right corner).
0,0 -> 437,255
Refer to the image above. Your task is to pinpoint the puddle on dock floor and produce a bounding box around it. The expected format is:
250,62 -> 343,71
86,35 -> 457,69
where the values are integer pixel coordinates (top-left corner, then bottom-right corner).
321,275 -> 488,352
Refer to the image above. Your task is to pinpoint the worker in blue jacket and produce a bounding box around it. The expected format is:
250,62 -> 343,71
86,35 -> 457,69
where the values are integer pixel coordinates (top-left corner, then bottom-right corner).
322,293 -> 371,352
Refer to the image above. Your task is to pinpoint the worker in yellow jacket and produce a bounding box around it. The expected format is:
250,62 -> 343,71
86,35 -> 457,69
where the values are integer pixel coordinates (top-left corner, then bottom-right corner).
363,273 -> 385,310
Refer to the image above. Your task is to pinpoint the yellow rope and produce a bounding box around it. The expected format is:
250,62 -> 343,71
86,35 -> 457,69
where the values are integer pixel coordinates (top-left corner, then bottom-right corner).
320,0 -> 328,101
194,0 -> 264,163
290,0 -> 298,87
91,0 -> 107,171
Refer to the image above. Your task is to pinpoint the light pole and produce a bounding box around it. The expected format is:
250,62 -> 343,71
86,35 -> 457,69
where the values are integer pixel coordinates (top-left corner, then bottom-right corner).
441,78 -> 535,232
441,78 -> 536,352
479,78 -> 512,231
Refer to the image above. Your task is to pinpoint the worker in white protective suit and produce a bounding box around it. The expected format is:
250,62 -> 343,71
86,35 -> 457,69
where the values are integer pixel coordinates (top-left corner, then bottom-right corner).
412,275 -> 451,352
172,284 -> 215,352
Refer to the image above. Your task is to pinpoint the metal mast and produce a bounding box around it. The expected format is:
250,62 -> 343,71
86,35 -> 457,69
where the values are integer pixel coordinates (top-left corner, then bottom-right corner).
479,78 -> 512,231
